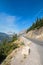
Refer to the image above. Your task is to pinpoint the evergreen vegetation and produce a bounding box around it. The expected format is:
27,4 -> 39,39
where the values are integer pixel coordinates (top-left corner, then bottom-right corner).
0,34 -> 18,63
26,18 -> 43,33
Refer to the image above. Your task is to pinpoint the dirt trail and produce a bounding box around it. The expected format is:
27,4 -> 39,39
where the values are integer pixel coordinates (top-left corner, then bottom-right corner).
10,37 -> 43,65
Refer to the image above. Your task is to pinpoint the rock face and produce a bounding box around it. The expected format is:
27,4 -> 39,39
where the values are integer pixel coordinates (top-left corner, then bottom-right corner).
26,27 -> 43,41
22,46 -> 30,55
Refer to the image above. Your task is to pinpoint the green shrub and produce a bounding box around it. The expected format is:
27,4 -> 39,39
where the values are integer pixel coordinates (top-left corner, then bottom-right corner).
0,36 -> 18,63
20,42 -> 25,46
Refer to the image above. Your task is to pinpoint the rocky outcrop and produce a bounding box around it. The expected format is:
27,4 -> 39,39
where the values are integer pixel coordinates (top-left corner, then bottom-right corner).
26,27 -> 43,41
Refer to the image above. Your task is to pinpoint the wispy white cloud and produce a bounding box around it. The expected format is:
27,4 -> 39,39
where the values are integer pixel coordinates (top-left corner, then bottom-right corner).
0,13 -> 20,33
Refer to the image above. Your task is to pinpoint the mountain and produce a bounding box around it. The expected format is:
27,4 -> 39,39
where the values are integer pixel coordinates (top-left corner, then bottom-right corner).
0,32 -> 17,43
0,32 -> 9,42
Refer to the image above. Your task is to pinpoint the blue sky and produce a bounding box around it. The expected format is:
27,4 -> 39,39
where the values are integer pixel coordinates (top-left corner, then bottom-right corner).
0,0 -> 43,33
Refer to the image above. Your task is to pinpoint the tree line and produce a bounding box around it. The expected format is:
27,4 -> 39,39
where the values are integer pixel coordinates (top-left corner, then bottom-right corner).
26,18 -> 43,33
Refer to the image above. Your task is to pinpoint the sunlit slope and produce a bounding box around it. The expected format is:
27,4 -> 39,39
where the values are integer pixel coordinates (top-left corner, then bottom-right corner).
26,18 -> 43,41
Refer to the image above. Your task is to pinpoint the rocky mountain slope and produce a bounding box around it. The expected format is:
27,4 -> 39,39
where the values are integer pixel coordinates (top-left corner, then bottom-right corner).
26,27 -> 43,41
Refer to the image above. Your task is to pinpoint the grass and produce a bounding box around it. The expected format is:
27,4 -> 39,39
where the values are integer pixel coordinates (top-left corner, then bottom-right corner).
20,42 -> 25,46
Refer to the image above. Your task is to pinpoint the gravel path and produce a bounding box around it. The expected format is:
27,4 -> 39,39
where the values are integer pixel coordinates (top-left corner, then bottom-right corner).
10,37 -> 43,65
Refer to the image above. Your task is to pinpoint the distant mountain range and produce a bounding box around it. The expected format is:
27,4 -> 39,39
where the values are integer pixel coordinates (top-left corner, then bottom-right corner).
0,32 -> 16,43
0,32 -> 9,42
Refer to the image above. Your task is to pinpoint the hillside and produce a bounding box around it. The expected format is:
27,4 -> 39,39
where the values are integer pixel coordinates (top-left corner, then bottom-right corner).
26,18 -> 43,33
26,18 -> 43,41
0,33 -> 18,64
1,37 -> 26,65
26,27 -> 43,41
1,36 -> 43,65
